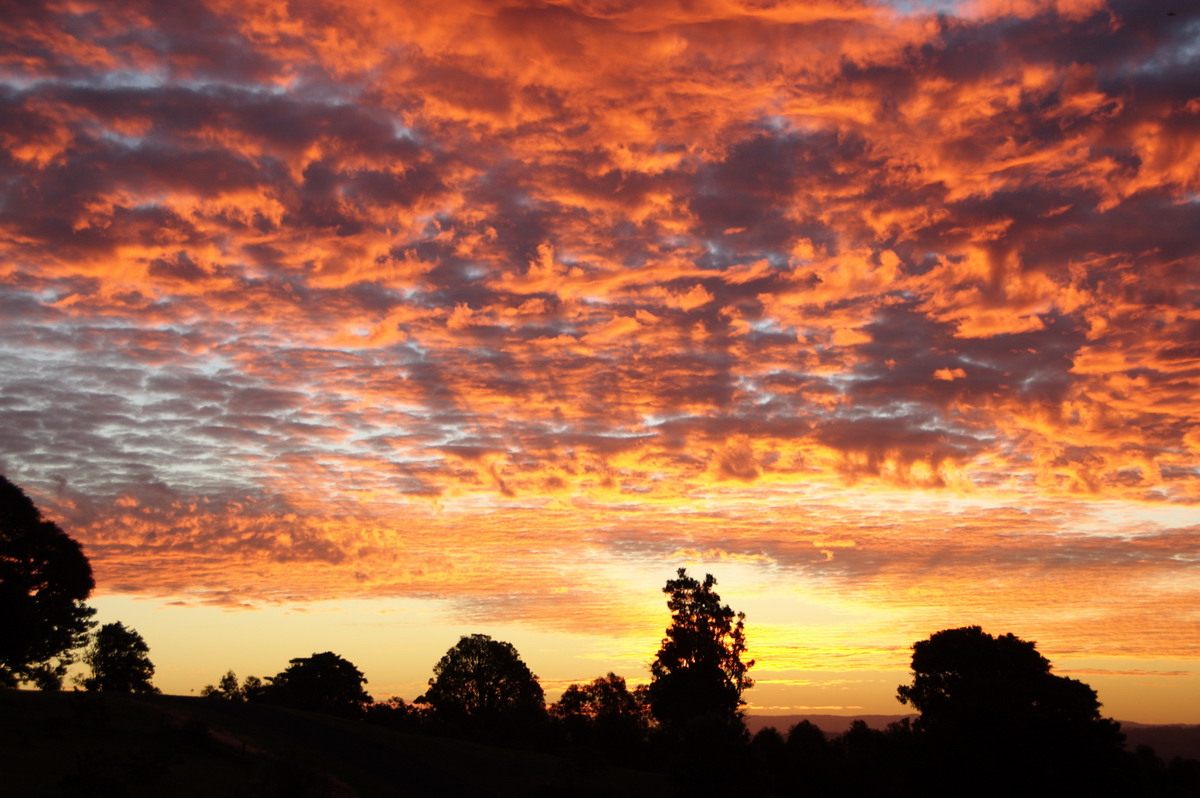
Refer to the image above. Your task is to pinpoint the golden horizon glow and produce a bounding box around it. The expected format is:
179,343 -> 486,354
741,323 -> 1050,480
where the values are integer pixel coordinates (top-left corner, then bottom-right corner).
1,0 -> 1197,723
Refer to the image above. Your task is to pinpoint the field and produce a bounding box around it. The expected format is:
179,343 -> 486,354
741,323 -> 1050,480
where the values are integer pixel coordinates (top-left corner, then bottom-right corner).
0,690 -> 665,798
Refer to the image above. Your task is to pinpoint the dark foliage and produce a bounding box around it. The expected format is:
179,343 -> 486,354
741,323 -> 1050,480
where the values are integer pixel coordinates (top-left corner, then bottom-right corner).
419,633 -> 546,741
201,669 -> 245,701
81,621 -> 159,694
743,719 -> 922,798
659,710 -> 755,797
785,719 -> 834,791
1165,757 -> 1200,797
9,551 -> 1195,796
748,726 -> 787,794
241,673 -> 267,702
261,651 -> 372,718
898,625 -> 1129,796
648,568 -> 753,733
646,569 -> 756,796
0,474 -> 96,689
553,672 -> 651,758
833,719 -> 917,797
365,696 -> 429,733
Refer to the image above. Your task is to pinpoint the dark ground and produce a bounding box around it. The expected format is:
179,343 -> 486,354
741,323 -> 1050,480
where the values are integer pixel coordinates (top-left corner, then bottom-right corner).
0,690 -> 665,798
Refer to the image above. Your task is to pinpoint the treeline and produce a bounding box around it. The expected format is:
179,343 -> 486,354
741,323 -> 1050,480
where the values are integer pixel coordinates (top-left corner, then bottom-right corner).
195,580 -> 1200,798
3,474 -> 1199,796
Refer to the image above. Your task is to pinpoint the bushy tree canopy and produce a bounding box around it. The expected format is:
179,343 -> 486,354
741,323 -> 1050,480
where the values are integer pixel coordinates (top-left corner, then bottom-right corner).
0,475 -> 96,689
898,626 -> 1125,795
420,633 -> 545,728
648,568 -> 753,731
553,672 -> 650,752
555,672 -> 646,722
264,651 -> 372,717
82,621 -> 158,694
898,626 -> 1116,735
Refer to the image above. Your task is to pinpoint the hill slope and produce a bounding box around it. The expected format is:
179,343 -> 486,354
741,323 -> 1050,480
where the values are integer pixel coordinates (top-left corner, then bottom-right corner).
0,690 -> 663,798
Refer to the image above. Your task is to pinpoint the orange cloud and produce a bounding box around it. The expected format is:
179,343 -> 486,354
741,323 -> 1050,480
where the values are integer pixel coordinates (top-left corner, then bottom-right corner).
1,0 -> 1197,720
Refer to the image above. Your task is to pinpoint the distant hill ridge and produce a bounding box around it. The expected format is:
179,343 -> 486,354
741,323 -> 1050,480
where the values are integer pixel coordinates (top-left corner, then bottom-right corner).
745,714 -> 1200,761
745,714 -> 915,736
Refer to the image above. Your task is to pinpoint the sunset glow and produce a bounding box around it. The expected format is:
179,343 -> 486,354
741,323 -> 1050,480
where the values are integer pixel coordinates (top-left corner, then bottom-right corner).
1,0 -> 1197,722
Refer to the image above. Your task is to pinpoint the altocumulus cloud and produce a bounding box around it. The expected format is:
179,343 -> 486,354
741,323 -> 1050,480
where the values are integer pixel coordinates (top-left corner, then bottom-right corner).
0,0 -> 1197,670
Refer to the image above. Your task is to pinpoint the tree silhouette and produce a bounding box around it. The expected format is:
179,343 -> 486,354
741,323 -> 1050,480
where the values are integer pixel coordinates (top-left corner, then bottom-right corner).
555,671 -> 646,719
263,651 -> 372,717
553,672 -> 650,755
648,568 -> 754,732
648,569 -> 754,796
201,669 -> 244,701
748,726 -> 788,795
898,626 -> 1126,796
81,621 -> 158,694
419,633 -> 545,738
241,674 -> 267,702
365,696 -> 426,733
0,475 -> 96,689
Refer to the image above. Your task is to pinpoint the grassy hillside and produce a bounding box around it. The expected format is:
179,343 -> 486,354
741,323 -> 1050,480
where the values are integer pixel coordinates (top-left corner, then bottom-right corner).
0,690 -> 666,798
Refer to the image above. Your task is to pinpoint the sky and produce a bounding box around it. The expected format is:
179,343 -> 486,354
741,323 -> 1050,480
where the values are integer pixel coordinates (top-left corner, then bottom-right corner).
1,0 -> 1198,723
